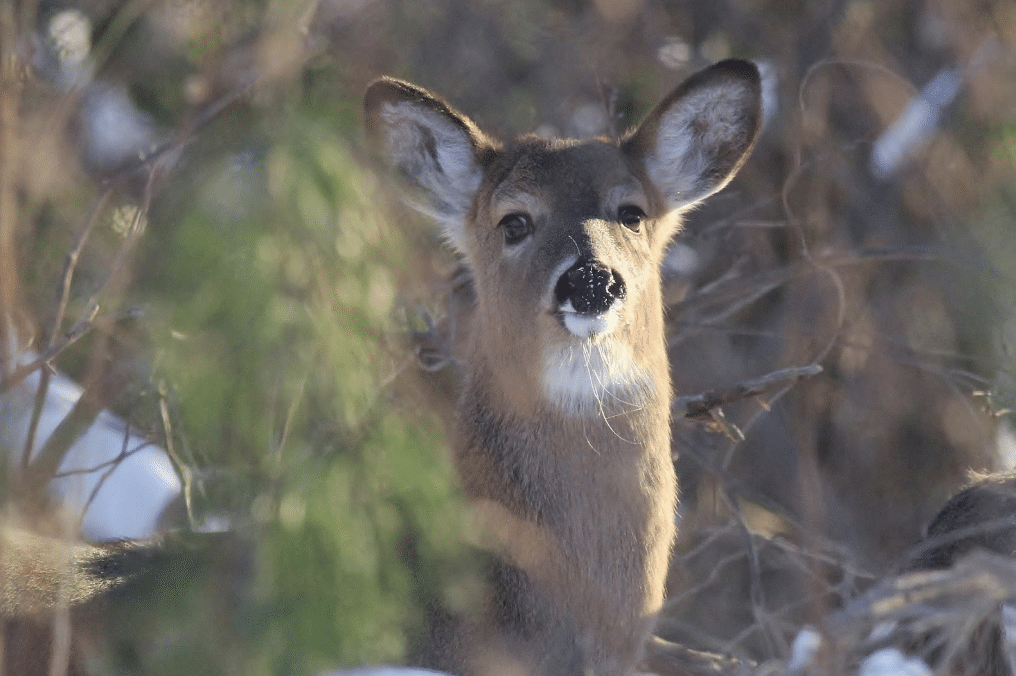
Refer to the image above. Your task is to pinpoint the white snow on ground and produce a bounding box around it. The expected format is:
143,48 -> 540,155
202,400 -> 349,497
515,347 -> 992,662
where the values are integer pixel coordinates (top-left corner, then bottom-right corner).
1,346 -> 181,540
858,649 -> 933,676
787,626 -> 823,672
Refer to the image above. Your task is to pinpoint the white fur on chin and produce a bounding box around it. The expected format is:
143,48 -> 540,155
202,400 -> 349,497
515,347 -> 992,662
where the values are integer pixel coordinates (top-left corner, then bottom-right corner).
542,337 -> 651,415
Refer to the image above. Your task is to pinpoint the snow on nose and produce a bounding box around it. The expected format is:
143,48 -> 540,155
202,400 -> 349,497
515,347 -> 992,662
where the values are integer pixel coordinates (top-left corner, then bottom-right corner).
554,259 -> 626,338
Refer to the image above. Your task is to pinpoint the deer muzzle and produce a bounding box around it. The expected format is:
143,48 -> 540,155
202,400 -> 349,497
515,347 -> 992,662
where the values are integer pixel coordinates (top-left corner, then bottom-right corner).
553,259 -> 626,338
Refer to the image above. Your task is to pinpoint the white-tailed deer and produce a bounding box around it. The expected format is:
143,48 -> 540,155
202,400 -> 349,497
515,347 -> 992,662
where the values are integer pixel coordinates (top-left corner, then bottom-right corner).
365,60 -> 763,676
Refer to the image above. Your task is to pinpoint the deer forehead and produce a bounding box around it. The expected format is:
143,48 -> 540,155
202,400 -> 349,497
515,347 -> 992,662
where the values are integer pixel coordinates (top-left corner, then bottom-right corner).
480,142 -> 650,223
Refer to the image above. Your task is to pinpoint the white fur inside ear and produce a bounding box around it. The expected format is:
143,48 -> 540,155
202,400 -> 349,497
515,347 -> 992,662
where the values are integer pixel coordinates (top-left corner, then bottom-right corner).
380,101 -> 481,251
543,339 -> 652,414
646,83 -> 754,209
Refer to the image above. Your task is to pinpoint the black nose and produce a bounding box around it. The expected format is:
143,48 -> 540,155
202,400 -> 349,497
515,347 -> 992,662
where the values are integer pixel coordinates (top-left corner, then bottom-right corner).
554,259 -> 626,315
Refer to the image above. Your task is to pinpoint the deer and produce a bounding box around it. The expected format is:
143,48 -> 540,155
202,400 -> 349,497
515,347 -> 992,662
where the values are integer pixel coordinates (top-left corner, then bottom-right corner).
364,59 -> 763,676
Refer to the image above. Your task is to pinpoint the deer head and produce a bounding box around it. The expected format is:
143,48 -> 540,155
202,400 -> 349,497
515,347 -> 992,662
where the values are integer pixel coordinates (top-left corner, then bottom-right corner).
366,61 -> 761,418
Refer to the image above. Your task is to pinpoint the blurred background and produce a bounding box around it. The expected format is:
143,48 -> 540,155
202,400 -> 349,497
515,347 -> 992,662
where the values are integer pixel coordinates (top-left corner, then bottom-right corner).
0,0 -> 1014,674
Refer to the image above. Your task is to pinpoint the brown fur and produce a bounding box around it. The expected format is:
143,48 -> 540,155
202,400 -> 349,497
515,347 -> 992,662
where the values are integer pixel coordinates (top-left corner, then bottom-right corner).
904,471 -> 1016,572
366,60 -> 762,676
0,527 -> 147,617
0,526 -> 156,676
892,472 -> 1016,676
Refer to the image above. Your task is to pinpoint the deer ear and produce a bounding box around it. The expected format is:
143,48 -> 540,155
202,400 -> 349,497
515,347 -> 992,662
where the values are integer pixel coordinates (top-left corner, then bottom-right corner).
627,60 -> 762,214
365,78 -> 491,253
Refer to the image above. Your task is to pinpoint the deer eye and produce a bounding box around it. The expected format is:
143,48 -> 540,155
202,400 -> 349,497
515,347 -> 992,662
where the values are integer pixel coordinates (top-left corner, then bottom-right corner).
617,205 -> 645,233
499,212 -> 534,245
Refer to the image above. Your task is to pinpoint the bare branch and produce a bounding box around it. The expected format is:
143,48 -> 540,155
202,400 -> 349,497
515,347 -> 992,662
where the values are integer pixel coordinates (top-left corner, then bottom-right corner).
159,380 -> 196,530
642,636 -> 754,676
53,440 -> 155,479
673,364 -> 824,421
9,71 -> 257,494
20,380 -> 103,510
0,306 -> 143,396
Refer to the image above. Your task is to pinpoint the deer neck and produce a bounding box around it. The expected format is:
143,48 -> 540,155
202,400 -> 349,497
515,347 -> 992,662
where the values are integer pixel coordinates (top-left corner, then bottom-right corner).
464,291 -> 672,428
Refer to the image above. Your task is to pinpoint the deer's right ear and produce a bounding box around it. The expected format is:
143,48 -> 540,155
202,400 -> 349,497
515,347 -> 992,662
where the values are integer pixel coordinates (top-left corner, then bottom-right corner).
365,78 -> 489,253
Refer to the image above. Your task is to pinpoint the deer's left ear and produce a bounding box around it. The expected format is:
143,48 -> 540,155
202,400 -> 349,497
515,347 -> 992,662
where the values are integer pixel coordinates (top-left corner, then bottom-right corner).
626,59 -> 762,214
